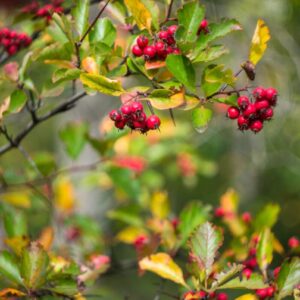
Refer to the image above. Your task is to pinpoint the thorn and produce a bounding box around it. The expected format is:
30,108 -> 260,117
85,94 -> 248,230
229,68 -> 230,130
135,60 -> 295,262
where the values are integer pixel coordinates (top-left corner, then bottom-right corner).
169,109 -> 176,126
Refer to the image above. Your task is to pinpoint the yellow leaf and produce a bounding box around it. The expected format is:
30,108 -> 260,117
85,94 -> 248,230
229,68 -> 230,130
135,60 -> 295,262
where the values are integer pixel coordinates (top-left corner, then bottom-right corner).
54,177 -> 75,214
273,236 -> 284,254
0,288 -> 26,298
116,226 -> 148,244
38,227 -> 54,251
4,236 -> 30,256
44,60 -> 75,69
1,191 -> 31,208
0,98 -> 10,122
150,191 -> 170,219
249,19 -> 270,65
82,57 -> 99,74
220,188 -> 239,214
139,253 -> 188,288
124,0 -> 152,32
235,294 -> 258,300
74,294 -> 87,300
50,255 -> 71,273
145,60 -> 166,70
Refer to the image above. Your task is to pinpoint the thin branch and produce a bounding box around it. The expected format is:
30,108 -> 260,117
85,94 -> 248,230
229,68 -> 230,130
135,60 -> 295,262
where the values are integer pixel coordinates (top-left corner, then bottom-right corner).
166,0 -> 175,21
17,145 -> 43,176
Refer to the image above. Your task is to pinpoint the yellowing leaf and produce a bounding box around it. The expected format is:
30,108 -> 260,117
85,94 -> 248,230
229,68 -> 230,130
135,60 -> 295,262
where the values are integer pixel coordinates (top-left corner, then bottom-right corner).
235,294 -> 258,300
0,288 -> 26,297
145,60 -> 166,70
116,226 -> 148,244
139,253 -> 188,288
249,19 -> 270,65
124,0 -> 152,32
0,98 -> 10,122
82,57 -> 98,74
4,236 -> 30,256
44,60 -> 74,69
54,177 -> 75,214
1,191 -> 31,208
50,256 -> 70,273
38,227 -> 54,251
220,188 -> 239,214
150,191 -> 170,219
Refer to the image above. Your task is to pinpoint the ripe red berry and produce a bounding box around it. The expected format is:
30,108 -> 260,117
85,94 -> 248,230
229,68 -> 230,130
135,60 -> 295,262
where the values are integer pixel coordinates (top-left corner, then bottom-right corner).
242,212 -> 252,223
166,46 -> 174,54
237,115 -> 249,131
266,286 -> 275,297
243,104 -> 257,118
261,107 -> 274,120
158,30 -> 169,40
172,48 -> 181,55
167,25 -> 178,36
227,106 -> 240,119
248,248 -> 256,256
143,45 -> 156,59
288,236 -> 299,248
250,120 -> 263,133
244,257 -> 257,269
115,120 -> 126,129
7,45 -> 18,56
256,288 -> 268,300
134,235 -> 149,248
9,31 -> 17,39
137,112 -> 147,122
146,115 -> 161,129
137,35 -> 149,49
155,41 -> 166,58
214,207 -> 225,218
131,102 -> 144,114
242,268 -> 252,279
166,35 -> 176,45
217,293 -> 228,300
253,87 -> 266,100
199,19 -> 209,30
195,291 -> 206,298
132,121 -> 146,130
237,96 -> 250,110
273,267 -> 281,279
255,100 -> 270,112
109,110 -> 122,121
265,87 -> 278,106
132,44 -> 143,57
121,104 -> 133,116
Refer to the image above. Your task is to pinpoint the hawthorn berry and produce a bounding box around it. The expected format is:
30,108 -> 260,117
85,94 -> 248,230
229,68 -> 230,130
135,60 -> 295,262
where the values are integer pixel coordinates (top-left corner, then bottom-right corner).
137,35 -> 149,49
250,120 -> 263,133
158,30 -> 169,40
109,110 -> 122,121
167,25 -> 178,35
237,96 -> 250,110
288,236 -> 299,248
242,268 -> 252,279
214,207 -> 225,218
115,120 -> 126,129
265,87 -> 278,106
255,100 -> 270,112
266,286 -> 276,297
242,212 -> 252,223
253,87 -> 266,100
244,257 -> 257,269
261,107 -> 274,120
172,48 -> 181,55
146,115 -> 161,129
227,106 -> 240,119
131,101 -> 144,114
121,104 -> 133,116
273,267 -> 281,278
217,293 -> 228,300
256,288 -> 268,300
237,115 -> 249,131
134,235 -> 149,249
132,44 -> 143,57
143,45 -> 156,58
243,104 -> 257,118
198,19 -> 209,34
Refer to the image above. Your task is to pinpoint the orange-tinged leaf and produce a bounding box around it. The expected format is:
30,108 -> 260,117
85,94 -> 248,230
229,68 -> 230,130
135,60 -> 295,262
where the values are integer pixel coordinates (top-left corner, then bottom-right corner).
249,19 -> 270,65
220,188 -> 239,215
4,236 -> 30,256
54,177 -> 75,214
145,60 -> 166,70
116,226 -> 148,244
179,95 -> 199,111
44,60 -> 75,69
0,288 -> 26,297
150,191 -> 170,219
1,191 -> 31,208
38,227 -> 54,251
0,98 -> 10,122
82,57 -> 98,74
236,294 -> 258,300
139,253 -> 188,288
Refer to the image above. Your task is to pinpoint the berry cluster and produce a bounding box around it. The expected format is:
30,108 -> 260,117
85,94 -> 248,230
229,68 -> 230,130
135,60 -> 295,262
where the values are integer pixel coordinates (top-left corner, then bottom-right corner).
132,25 -> 180,61
21,0 -> 64,21
182,290 -> 227,300
255,286 -> 276,300
227,87 -> 278,133
109,102 -> 161,134
0,28 -> 32,56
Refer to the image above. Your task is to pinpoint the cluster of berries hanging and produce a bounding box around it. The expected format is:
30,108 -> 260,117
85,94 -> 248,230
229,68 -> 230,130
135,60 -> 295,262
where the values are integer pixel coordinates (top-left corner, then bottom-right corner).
227,87 -> 278,133
0,28 -> 32,56
182,290 -> 228,300
109,102 -> 161,134
132,25 -> 180,61
21,0 -> 64,21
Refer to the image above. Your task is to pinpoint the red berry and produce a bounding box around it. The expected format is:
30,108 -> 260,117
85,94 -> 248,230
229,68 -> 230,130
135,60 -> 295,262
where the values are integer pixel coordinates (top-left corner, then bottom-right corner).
237,115 -> 249,131
248,247 -> 256,256
217,293 -> 228,300
261,107 -> 274,120
131,102 -> 144,114
146,115 -> 161,130
273,267 -> 281,279
109,109 -> 122,121
132,120 -> 146,130
244,257 -> 257,269
137,35 -> 149,49
195,291 -> 206,298
7,45 -> 18,56
256,288 -> 268,299
243,104 -> 257,118
199,19 -> 209,30
253,87 -> 266,100
155,41 -> 166,58
9,31 -> 17,39
143,45 -> 156,58
242,212 -> 252,223
115,120 -> 126,129
227,106 -> 240,119
237,96 -> 250,110
167,25 -> 178,36
166,46 -> 174,54
166,35 -> 176,45
24,36 -> 32,47
121,104 -> 133,116
214,207 -> 225,218
288,236 -> 299,248
250,120 -> 263,133
0,28 -> 10,37
158,30 -> 169,40
172,48 -> 181,55
132,44 -> 143,57
265,87 -> 278,106
266,286 -> 275,297
243,268 -> 252,279
1,38 -> 10,48
255,100 -> 270,112
137,112 -> 147,122
134,235 -> 149,248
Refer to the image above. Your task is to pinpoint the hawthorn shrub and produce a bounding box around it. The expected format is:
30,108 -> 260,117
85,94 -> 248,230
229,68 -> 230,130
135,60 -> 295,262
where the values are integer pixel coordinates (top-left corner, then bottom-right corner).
0,0 -> 299,299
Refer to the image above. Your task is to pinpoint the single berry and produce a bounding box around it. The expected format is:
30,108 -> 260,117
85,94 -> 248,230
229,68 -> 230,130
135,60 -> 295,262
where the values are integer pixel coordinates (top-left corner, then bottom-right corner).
237,115 -> 249,130
195,291 -> 206,298
134,235 -> 149,248
214,207 -> 225,218
250,120 -> 263,133
158,30 -> 169,40
9,30 -> 17,39
227,106 -> 240,119
243,104 -> 257,118
255,100 -> 270,112
237,96 -> 250,110
166,46 -> 174,54
256,288 -> 268,300
121,104 -> 133,116
288,236 -> 299,248
115,120 -> 126,129
109,110 -> 122,121
137,112 -> 147,122
143,45 -> 156,59
273,267 -> 281,279
243,268 -> 252,279
253,87 -> 266,100
242,212 -> 252,223
248,247 -> 256,256
155,41 -> 166,58
166,35 -> 176,45
266,286 -> 275,297
198,19 -> 209,34
217,293 -> 228,300
261,107 -> 274,120
132,44 -> 143,57
146,115 -> 161,129
167,25 -> 178,36
244,257 -> 257,269
7,45 -> 18,56
172,48 -> 181,55
137,35 -> 149,49
265,87 -> 278,106
131,102 -> 144,114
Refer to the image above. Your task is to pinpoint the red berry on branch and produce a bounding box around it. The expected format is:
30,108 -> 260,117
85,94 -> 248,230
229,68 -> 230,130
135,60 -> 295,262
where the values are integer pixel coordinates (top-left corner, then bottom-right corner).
261,107 -> 274,120
227,106 -> 240,119
265,87 -> 278,106
237,96 -> 250,110
288,236 -> 299,248
7,45 -> 18,56
146,115 -> 161,130
121,104 -> 133,116
248,247 -> 256,256
242,212 -> 252,223
137,35 -> 149,49
256,288 -> 268,300
266,286 -> 275,297
253,87 -> 266,100
214,207 -> 225,218
237,115 -> 249,131
217,293 -> 228,300
143,45 -> 156,59
131,102 -> 144,114
166,35 -> 176,45
109,110 -> 122,121
273,267 -> 281,279
158,30 -> 169,40
243,104 -> 257,118
132,44 -> 143,57
172,48 -> 181,55
115,120 -> 126,130
242,268 -> 252,279
250,120 -> 263,133
255,100 -> 270,112
168,25 -> 178,36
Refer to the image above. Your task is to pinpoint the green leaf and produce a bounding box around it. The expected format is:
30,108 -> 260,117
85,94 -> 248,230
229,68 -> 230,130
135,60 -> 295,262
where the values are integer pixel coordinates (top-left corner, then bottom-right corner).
52,68 -> 82,84
72,0 -> 89,38
212,264 -> 244,289
192,106 -> 213,131
107,64 -> 128,78
108,207 -> 143,227
254,204 -> 280,231
19,52 -> 33,82
166,55 -> 196,92
256,228 -> 274,278
212,94 -> 238,106
147,89 -> 184,110
3,209 -> 28,238
46,279 -> 78,296
178,202 -> 211,247
189,222 -> 223,278
33,152 -> 57,176
218,273 -> 268,290
192,45 -> 229,63
8,90 -> 27,113
52,13 -> 74,43
176,1 -> 205,45
90,18 -> 116,47
21,242 -> 49,290
35,42 -> 73,61
277,257 -> 300,299
0,251 -> 23,286
59,122 -> 88,159
80,73 -> 124,96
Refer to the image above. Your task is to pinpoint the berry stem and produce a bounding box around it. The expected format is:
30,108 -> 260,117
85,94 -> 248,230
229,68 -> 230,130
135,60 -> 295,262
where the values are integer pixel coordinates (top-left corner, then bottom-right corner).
165,0 -> 175,21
